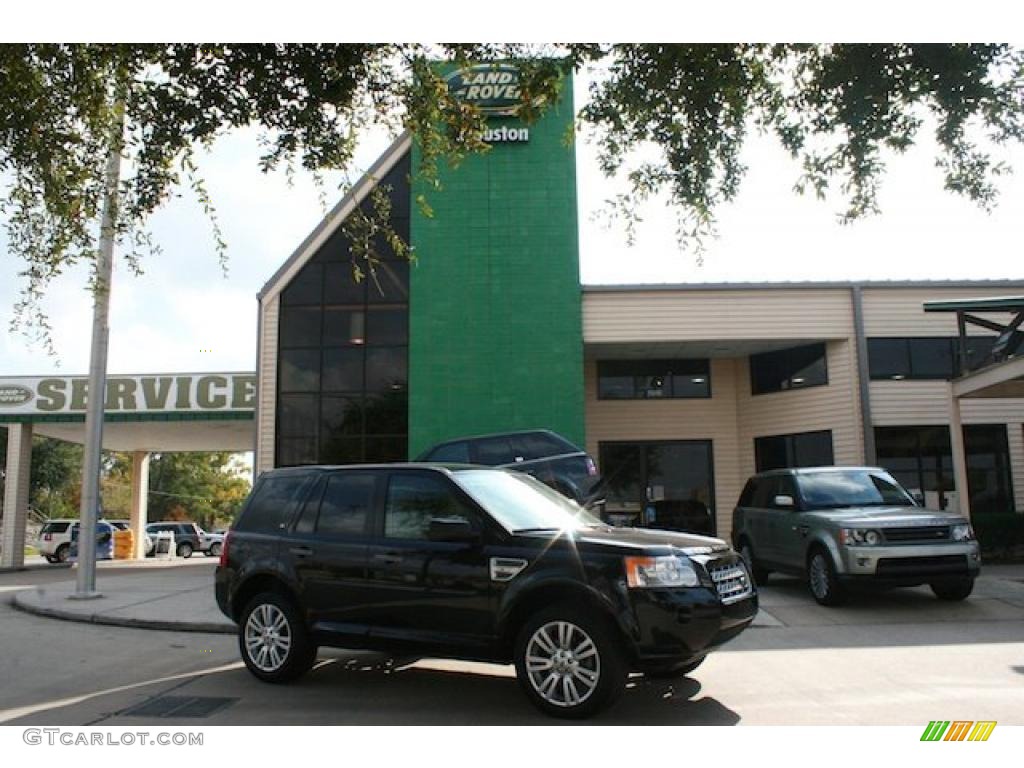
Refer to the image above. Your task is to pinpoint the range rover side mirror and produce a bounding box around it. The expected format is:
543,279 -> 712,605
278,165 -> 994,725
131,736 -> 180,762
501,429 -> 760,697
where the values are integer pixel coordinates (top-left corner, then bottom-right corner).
774,494 -> 795,508
428,517 -> 479,543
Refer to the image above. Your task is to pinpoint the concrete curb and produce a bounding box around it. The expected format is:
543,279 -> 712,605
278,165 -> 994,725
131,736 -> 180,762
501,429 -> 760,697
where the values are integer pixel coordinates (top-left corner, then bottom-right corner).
10,591 -> 236,635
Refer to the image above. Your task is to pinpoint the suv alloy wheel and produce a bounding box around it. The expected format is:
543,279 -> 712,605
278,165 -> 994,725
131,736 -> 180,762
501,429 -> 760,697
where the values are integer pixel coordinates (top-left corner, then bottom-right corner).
176,541 -> 193,559
239,592 -> 317,683
514,603 -> 626,719
807,548 -> 846,606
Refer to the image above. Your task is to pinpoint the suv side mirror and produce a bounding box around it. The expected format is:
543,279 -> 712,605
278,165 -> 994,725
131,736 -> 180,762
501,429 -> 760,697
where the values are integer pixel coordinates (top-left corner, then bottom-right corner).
774,494 -> 795,508
428,517 -> 479,543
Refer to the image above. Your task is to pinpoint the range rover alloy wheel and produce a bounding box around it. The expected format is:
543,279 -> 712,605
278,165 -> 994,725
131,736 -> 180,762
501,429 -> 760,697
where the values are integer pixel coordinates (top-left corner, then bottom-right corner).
514,603 -> 626,718
239,592 -> 317,683
807,548 -> 846,606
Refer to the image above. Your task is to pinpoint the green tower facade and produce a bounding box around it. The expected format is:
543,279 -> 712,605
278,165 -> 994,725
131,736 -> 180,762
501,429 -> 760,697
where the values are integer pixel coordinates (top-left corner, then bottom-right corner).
408,67 -> 584,457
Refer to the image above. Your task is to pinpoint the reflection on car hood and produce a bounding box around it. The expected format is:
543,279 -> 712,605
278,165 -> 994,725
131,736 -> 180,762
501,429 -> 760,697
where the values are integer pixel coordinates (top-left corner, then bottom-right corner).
808,506 -> 968,526
571,526 -> 730,554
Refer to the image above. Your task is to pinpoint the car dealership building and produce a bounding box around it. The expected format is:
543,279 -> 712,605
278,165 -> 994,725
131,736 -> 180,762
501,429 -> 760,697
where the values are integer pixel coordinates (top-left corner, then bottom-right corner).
254,65 -> 1024,538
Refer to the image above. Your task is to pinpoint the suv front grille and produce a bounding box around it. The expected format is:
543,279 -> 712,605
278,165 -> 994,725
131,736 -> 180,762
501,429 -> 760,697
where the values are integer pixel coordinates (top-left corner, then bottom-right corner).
708,561 -> 753,604
882,526 -> 951,544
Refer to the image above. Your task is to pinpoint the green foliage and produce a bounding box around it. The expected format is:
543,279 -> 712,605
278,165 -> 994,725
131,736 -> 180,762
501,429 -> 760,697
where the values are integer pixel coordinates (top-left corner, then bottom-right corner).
104,451 -> 251,529
1,44 -> 1022,347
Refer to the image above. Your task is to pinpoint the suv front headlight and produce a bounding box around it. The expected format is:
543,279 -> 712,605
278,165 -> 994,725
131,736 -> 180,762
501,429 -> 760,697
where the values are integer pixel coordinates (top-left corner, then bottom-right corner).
624,555 -> 699,588
840,528 -> 883,546
952,523 -> 975,542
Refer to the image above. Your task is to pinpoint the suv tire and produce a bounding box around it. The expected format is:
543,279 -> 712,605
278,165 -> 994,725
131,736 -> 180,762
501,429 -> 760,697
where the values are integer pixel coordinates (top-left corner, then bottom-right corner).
55,544 -> 70,563
739,540 -> 770,586
514,602 -> 627,719
807,547 -> 846,606
931,577 -> 974,601
239,592 -> 317,683
176,542 -> 193,559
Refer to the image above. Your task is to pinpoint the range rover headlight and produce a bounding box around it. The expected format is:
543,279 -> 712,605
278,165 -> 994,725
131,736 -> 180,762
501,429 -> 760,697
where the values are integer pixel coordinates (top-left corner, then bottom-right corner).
624,556 -> 699,588
952,524 -> 975,542
840,528 -> 883,546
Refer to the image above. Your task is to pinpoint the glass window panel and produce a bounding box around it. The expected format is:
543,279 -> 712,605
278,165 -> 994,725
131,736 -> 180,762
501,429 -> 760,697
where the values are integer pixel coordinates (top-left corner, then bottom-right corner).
279,394 -> 319,439
474,437 -> 516,465
365,347 -> 407,393
750,343 -> 828,394
276,437 -> 318,467
597,443 -> 644,517
384,474 -> 471,540
964,424 -> 1015,515
322,395 -> 363,436
793,431 -> 834,467
426,441 -> 471,463
366,261 -> 410,304
363,391 -> 408,435
597,359 -> 709,399
868,338 -> 910,379
909,338 -> 955,379
671,372 -> 711,397
237,473 -> 310,532
365,436 -> 408,462
279,349 -> 320,392
754,436 -> 788,472
281,264 -> 322,305
279,306 -> 321,348
322,347 -> 364,392
964,336 -> 996,373
323,309 -> 366,347
755,431 -> 833,472
323,262 -> 366,304
597,375 -> 634,399
320,435 -> 363,465
294,478 -> 325,534
366,308 -> 408,345
316,473 -> 375,538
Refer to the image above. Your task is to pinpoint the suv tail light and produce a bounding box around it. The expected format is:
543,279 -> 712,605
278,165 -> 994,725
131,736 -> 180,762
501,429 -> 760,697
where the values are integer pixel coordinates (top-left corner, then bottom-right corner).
219,531 -> 231,567
43,532 -> 52,541
585,457 -> 598,476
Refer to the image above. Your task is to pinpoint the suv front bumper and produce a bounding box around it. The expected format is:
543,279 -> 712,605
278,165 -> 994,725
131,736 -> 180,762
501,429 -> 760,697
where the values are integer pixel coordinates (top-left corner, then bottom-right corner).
838,541 -> 980,585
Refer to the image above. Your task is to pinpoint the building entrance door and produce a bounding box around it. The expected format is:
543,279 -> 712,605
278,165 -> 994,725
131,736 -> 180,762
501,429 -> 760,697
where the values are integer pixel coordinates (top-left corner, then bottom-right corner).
597,441 -> 716,535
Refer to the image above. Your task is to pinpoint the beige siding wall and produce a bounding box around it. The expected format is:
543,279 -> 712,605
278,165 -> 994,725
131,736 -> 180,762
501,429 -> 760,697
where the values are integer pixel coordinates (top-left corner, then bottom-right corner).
1010,424 -> 1024,513
861,286 -> 1022,336
584,358 -> 743,537
583,289 -> 854,342
256,295 -> 280,476
736,340 -> 864,481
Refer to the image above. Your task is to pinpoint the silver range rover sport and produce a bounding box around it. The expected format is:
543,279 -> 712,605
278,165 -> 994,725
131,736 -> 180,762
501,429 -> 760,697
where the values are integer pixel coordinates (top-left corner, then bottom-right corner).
731,466 -> 981,606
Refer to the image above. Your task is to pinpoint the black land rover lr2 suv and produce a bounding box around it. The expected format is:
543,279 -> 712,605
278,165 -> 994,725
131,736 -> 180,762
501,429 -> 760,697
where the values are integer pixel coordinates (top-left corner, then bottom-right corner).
215,464 -> 757,718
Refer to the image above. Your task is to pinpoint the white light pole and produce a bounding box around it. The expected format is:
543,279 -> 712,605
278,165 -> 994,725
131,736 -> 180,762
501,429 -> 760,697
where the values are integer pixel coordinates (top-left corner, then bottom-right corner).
72,106 -> 124,600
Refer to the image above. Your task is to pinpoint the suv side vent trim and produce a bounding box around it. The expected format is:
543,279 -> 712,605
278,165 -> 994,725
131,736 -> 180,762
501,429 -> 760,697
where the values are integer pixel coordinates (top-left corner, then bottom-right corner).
708,561 -> 753,604
490,557 -> 528,582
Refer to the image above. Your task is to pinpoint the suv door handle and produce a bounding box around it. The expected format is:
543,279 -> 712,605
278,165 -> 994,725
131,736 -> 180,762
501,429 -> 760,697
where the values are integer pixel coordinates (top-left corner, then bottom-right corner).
373,552 -> 403,564
289,546 -> 314,558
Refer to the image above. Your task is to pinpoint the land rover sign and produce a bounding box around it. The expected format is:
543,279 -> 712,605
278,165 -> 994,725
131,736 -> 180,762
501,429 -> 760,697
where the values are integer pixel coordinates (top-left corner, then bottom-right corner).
445,64 -> 531,116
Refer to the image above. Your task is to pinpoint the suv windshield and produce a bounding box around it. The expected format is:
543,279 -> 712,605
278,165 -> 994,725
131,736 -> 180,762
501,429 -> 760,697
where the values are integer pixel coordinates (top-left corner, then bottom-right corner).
797,470 -> 917,509
453,470 -> 602,532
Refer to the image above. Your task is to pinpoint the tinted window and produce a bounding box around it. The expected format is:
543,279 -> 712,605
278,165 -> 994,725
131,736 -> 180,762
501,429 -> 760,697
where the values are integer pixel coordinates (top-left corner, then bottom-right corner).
384,474 -> 472,540
237,473 -> 311,533
750,477 -> 777,509
474,437 -> 515,465
427,441 -> 471,463
597,359 -> 710,399
750,344 -> 827,395
317,473 -> 376,537
737,480 -> 756,507
512,432 -> 577,460
293,477 -> 325,534
42,522 -> 71,534
755,430 -> 834,472
868,337 -> 995,380
964,424 -> 1016,515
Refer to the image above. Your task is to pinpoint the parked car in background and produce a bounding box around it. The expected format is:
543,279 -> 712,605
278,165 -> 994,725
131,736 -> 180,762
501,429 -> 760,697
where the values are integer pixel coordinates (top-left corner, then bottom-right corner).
732,466 -> 981,606
416,429 -> 603,505
216,464 -> 757,718
145,521 -> 205,559
200,529 -> 224,557
37,519 -> 76,563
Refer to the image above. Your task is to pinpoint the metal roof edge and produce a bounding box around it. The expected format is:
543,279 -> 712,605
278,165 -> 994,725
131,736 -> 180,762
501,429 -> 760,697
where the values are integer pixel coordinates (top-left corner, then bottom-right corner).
257,131 -> 413,302
581,279 -> 1024,293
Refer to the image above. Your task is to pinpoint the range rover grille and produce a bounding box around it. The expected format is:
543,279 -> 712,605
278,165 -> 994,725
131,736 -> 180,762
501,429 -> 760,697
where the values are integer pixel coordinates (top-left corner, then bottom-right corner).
708,561 -> 753,604
882,526 -> 951,544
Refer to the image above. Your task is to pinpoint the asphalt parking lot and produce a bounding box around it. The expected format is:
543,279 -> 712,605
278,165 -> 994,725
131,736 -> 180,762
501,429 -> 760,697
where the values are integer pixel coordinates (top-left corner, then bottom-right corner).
1,561 -> 1022,725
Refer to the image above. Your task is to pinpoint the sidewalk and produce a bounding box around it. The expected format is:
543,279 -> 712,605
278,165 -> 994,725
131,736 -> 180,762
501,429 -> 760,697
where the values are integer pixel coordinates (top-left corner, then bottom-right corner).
11,560 -> 235,634
10,561 -> 1024,636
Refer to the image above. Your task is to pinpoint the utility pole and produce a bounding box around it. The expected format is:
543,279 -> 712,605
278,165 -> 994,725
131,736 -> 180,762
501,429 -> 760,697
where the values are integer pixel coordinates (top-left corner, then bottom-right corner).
71,105 -> 124,600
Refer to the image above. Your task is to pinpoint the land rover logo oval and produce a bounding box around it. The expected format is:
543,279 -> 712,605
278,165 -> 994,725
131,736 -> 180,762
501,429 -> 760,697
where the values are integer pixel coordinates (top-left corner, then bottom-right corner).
445,64 -> 530,116
0,384 -> 33,407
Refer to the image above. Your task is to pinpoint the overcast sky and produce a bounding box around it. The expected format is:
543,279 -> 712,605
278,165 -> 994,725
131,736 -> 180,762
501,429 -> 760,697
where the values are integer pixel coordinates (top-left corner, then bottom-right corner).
2,65 -> 1023,378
